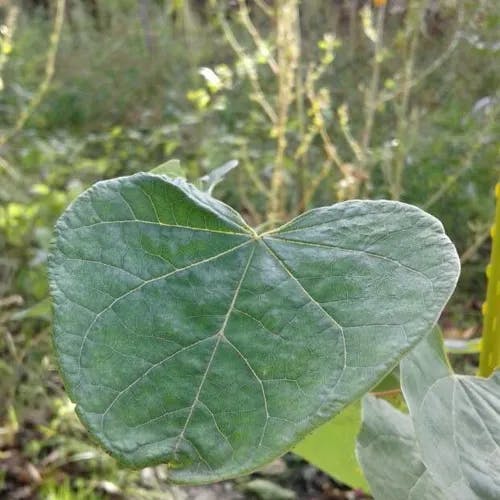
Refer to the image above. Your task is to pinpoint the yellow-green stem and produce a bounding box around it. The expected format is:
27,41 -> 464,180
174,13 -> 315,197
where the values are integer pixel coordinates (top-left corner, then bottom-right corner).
479,184 -> 500,377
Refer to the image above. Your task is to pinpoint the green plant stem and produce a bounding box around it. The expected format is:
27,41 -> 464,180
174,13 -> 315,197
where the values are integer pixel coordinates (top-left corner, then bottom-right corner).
479,184 -> 500,377
460,224 -> 492,265
348,0 -> 358,60
254,0 -> 273,17
389,1 -> 421,201
295,11 -> 306,216
237,0 -> 278,74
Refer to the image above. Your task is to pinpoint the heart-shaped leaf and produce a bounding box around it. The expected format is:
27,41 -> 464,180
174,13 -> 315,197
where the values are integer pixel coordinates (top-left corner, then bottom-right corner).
48,173 -> 459,484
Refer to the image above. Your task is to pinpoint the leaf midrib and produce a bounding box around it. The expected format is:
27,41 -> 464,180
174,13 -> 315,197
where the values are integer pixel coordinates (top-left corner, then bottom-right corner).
173,245 -> 257,454
92,233 -> 349,458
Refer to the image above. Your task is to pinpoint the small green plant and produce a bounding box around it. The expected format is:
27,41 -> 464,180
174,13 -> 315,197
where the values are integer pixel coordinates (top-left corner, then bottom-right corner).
48,167 -> 461,484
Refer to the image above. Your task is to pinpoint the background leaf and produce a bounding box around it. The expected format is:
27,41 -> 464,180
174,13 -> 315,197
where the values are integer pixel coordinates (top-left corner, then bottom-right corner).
197,159 -> 239,194
149,159 -> 186,179
401,328 -> 500,499
293,401 -> 369,492
356,395 -> 444,500
358,328 -> 500,499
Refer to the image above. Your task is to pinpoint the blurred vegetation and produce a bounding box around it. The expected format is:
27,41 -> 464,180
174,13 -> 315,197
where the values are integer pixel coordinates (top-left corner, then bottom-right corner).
0,0 -> 498,498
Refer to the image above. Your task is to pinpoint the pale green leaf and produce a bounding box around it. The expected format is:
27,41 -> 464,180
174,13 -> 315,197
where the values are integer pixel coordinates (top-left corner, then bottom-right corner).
197,159 -> 239,194
358,328 -> 500,499
357,395 -> 444,500
49,173 -> 459,484
149,159 -> 186,179
401,329 -> 500,499
444,337 -> 482,355
293,401 -> 369,491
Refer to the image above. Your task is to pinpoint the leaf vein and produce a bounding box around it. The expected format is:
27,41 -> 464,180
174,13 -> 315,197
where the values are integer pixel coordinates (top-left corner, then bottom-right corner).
265,236 -> 433,289
67,219 -> 247,236
75,239 -> 253,380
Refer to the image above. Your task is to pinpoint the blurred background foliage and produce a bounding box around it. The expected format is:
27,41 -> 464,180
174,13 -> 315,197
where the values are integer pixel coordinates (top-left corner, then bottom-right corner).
0,0 -> 498,498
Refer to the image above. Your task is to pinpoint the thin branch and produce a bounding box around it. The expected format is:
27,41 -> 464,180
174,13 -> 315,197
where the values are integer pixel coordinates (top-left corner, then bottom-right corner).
370,388 -> 401,397
269,0 -> 300,224
303,72 -> 345,172
0,4 -> 19,90
241,148 -> 270,197
389,0 -> 424,201
294,9 -> 306,215
237,0 -> 278,74
460,225 -> 492,265
254,0 -> 273,18
361,3 -> 386,156
337,104 -> 364,163
379,3 -> 465,105
424,163 -> 473,211
217,10 -> 277,124
0,0 -> 66,147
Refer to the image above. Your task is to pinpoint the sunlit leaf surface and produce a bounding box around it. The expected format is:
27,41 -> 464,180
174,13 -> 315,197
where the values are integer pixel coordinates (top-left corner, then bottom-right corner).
49,173 -> 459,483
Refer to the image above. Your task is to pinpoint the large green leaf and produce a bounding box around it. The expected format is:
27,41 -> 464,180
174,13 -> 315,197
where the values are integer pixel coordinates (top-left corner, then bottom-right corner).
48,173 -> 459,484
401,329 -> 500,499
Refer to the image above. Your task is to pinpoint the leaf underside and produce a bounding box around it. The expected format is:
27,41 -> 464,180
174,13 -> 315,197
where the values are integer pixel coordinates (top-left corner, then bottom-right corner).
402,329 -> 500,499
357,395 -> 445,500
49,173 -> 459,484
358,328 -> 500,500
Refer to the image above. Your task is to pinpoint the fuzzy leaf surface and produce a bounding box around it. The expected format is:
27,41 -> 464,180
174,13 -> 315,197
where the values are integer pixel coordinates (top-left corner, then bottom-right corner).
357,395 -> 444,499
401,329 -> 500,499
